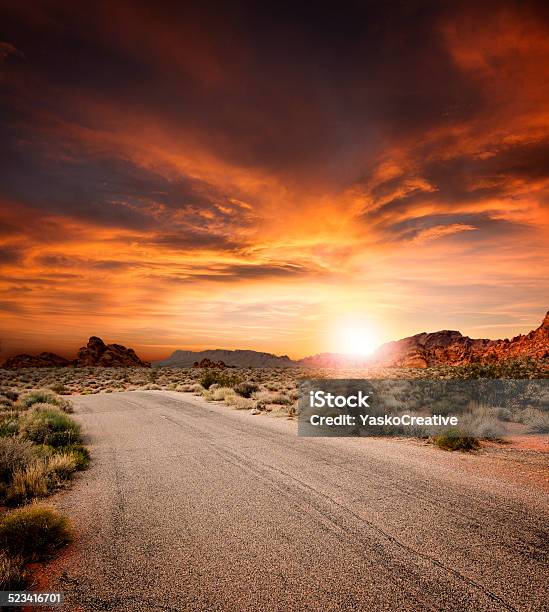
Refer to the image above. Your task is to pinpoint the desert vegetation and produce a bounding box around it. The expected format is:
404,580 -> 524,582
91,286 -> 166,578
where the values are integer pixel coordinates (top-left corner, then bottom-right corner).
0,387 -> 87,589
0,358 -> 546,461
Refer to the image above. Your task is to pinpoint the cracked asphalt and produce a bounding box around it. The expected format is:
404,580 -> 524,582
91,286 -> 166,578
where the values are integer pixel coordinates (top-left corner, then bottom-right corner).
46,391 -> 548,611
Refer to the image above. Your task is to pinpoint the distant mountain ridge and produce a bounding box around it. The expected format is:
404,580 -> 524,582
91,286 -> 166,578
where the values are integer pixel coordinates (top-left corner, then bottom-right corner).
154,349 -> 295,368
3,312 -> 547,369
156,311 -> 549,369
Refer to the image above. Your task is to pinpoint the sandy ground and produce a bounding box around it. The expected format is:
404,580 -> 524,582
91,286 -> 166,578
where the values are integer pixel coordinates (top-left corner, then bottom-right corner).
37,391 -> 549,611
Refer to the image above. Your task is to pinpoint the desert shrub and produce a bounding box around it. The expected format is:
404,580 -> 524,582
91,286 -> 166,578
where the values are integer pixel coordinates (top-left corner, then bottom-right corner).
0,506 -> 71,561
457,407 -> 506,439
199,370 -> 240,390
60,443 -> 90,470
225,395 -> 255,410
0,413 -> 19,437
47,453 -> 77,481
210,387 -> 236,401
450,359 -> 548,380
234,382 -> 259,398
0,396 -> 14,410
0,438 -> 34,486
18,407 -> 81,447
254,391 -> 293,405
48,383 -> 68,395
175,383 -> 193,392
0,389 -> 19,402
6,461 -> 50,504
0,550 -> 25,590
18,390 -> 72,413
431,430 -> 480,451
523,409 -> 549,434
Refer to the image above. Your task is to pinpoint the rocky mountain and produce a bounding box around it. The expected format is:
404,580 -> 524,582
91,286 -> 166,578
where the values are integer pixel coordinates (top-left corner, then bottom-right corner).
372,311 -> 549,368
3,352 -> 72,369
3,336 -> 150,368
155,349 -> 295,368
76,336 -> 150,367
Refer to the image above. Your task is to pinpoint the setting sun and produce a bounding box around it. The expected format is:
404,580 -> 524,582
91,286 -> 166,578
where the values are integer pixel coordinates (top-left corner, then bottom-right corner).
335,321 -> 381,356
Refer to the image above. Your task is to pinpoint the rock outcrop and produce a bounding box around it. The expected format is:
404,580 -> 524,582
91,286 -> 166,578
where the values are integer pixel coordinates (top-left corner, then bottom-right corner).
192,358 -> 227,368
3,336 -> 151,369
76,336 -> 150,367
373,311 -> 549,368
3,352 -> 72,369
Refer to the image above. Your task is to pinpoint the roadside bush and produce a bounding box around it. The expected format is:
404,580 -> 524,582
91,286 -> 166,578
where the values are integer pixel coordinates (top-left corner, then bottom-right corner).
60,443 -> 90,470
234,382 -> 259,398
210,387 -> 236,401
0,438 -> 34,486
6,462 -> 50,504
0,506 -> 71,561
47,453 -> 78,481
18,407 -> 81,447
225,395 -> 255,410
199,370 -> 240,390
457,407 -> 506,439
523,409 -> 549,434
0,550 -> 25,590
431,430 -> 480,451
254,391 -> 293,405
18,390 -> 72,413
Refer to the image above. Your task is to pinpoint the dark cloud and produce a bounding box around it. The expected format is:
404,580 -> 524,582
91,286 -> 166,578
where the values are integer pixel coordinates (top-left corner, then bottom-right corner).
149,232 -> 245,253
0,0 -> 489,189
361,138 -> 549,228
0,123 -> 247,232
147,262 -> 314,284
37,255 -> 135,271
383,212 -> 528,244
0,246 -> 21,264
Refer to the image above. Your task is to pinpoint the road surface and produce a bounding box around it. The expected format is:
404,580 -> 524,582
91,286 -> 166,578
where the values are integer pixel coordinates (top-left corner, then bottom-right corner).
46,391 -> 549,611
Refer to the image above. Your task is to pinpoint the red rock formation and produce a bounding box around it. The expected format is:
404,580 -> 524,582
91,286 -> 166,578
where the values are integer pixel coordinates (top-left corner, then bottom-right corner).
374,311 -> 549,367
3,352 -> 72,369
76,336 -> 150,367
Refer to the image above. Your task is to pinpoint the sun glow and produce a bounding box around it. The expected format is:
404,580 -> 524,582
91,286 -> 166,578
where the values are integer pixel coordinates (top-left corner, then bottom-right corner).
334,320 -> 381,356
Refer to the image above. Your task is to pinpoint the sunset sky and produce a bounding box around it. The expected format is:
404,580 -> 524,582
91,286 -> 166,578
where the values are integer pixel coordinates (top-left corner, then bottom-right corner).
1,1 -> 548,360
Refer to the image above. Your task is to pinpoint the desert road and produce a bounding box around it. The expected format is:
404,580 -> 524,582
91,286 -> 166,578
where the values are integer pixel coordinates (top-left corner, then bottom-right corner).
45,391 -> 548,611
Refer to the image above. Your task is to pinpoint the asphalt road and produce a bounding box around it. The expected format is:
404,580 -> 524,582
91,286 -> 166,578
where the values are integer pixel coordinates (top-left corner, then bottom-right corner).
46,391 -> 549,611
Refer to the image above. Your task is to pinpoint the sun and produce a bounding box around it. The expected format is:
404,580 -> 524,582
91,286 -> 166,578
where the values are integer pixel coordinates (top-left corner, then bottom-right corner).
335,321 -> 381,356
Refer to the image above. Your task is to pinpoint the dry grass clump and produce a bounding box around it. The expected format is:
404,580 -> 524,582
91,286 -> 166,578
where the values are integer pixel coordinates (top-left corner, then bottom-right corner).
18,389 -> 73,412
430,430 -> 480,451
225,395 -> 255,410
254,391 -> 293,406
0,549 -> 25,590
234,382 -> 259,398
210,387 -> 236,401
8,461 -> 50,504
521,409 -> 549,433
0,505 -> 71,561
18,406 -> 81,448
